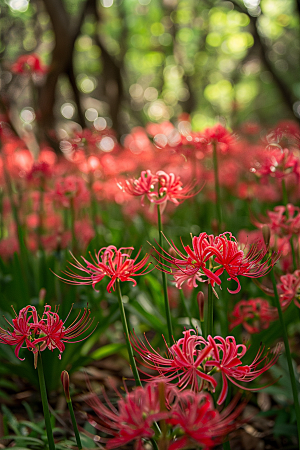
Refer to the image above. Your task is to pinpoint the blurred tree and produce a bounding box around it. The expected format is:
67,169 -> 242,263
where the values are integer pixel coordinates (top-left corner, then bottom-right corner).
0,0 -> 299,148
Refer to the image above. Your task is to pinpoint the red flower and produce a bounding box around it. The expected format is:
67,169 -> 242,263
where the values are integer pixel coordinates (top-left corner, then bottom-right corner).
33,305 -> 95,357
229,298 -> 277,333
167,391 -> 244,450
58,246 -> 152,292
86,382 -> 169,450
254,147 -> 299,179
211,232 -> 279,294
256,204 -> 300,239
11,54 -> 47,75
87,381 -> 245,450
153,232 -> 222,289
132,329 -> 279,406
153,231 -> 279,294
0,304 -> 95,363
152,171 -> 201,207
131,329 -> 217,392
118,169 -> 200,208
205,335 -> 279,405
0,305 -> 39,360
277,270 -> 300,309
118,170 -> 158,206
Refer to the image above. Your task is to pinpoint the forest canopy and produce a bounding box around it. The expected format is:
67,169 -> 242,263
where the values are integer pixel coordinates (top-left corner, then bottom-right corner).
1,0 -> 300,142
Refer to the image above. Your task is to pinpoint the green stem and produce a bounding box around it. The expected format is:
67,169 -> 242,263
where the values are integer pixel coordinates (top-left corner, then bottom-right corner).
70,198 -> 76,253
281,178 -> 288,207
67,400 -> 82,449
271,269 -> 300,446
290,237 -> 297,271
116,280 -> 142,387
37,354 -> 56,450
213,141 -> 222,233
223,440 -> 231,450
206,284 -> 214,338
179,289 -> 193,328
0,188 -> 3,240
157,204 -> 173,345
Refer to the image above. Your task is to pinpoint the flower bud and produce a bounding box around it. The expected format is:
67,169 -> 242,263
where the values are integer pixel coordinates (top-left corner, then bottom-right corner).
61,370 -> 70,402
262,225 -> 271,248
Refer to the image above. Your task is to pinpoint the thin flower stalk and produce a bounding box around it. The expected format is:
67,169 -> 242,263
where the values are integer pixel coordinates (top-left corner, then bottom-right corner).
213,140 -> 223,233
37,353 -> 56,450
206,284 -> 214,338
271,268 -> 300,444
61,371 -> 82,449
157,204 -> 173,345
116,280 -> 142,387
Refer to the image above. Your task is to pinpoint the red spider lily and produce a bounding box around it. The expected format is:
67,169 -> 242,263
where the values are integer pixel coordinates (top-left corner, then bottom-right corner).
205,335 -> 280,405
117,169 -> 158,206
57,246 -> 153,292
254,147 -> 299,179
153,231 -> 279,294
0,304 -> 95,363
203,123 -> 234,152
130,329 -> 217,392
86,382 -> 169,450
132,329 -> 279,406
11,54 -> 47,75
152,170 -> 202,207
277,270 -> 300,309
53,175 -> 90,208
255,204 -> 300,239
0,305 -> 39,360
211,232 -> 280,294
118,169 -> 200,208
229,298 -> 277,333
33,305 -> 95,357
167,391 -> 244,450
152,232 -> 222,289
87,381 -> 245,450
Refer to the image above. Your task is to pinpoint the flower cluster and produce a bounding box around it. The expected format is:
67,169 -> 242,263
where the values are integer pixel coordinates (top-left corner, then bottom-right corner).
0,304 -> 94,364
131,329 -> 279,405
256,204 -> 300,240
87,381 -> 244,450
253,147 -> 299,179
154,231 -> 279,294
229,298 -> 277,334
118,169 -> 200,209
58,245 -> 153,292
277,270 -> 300,309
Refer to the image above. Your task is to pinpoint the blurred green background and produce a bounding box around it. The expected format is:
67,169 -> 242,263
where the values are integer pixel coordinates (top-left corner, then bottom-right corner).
1,0 -> 300,141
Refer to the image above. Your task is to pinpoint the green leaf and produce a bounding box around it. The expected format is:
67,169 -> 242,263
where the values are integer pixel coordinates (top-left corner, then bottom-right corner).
90,342 -> 126,359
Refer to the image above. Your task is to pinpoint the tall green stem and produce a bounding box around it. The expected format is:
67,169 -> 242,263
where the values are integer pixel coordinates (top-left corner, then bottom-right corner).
271,269 -> 300,446
206,284 -> 214,338
157,204 -> 173,345
116,280 -> 142,387
213,141 -> 222,233
67,400 -> 82,449
281,178 -> 288,208
70,198 -> 76,253
37,354 -> 56,450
